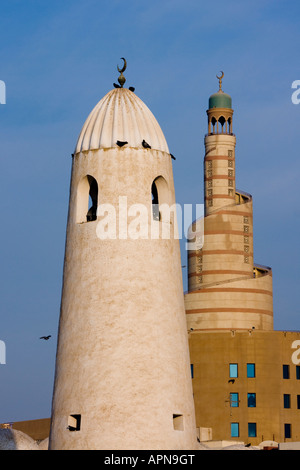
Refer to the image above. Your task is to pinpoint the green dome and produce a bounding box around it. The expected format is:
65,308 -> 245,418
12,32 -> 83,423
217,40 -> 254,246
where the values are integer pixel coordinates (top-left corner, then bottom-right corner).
209,91 -> 232,109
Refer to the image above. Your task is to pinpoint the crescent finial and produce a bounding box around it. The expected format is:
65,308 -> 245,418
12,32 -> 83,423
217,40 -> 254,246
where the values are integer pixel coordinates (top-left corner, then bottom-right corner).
117,58 -> 127,88
216,71 -> 224,91
117,58 -> 127,74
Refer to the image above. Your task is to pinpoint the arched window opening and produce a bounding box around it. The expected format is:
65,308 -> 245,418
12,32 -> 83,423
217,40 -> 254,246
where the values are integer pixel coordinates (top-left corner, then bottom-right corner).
228,117 -> 232,134
86,177 -> 98,222
151,176 -> 170,223
211,117 -> 217,134
151,181 -> 160,221
76,175 -> 98,224
218,116 -> 226,133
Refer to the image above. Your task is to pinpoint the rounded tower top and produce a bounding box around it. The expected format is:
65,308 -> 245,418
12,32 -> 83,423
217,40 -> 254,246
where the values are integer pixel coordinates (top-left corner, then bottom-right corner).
74,87 -> 169,155
208,71 -> 232,109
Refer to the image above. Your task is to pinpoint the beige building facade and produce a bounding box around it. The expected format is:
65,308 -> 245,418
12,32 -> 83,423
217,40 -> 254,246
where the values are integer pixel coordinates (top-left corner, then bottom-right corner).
185,74 -> 300,446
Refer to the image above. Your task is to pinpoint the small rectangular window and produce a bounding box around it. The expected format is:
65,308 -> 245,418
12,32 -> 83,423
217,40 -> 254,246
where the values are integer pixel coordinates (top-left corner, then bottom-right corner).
231,422 -> 239,437
296,366 -> 300,380
247,363 -> 255,378
228,150 -> 233,157
248,422 -> 257,437
297,395 -> 300,409
284,423 -> 291,439
230,393 -> 239,407
248,393 -> 256,407
229,363 -> 238,378
191,364 -> 194,379
284,394 -> 291,408
173,414 -> 184,431
68,414 -> 81,431
283,364 -> 290,379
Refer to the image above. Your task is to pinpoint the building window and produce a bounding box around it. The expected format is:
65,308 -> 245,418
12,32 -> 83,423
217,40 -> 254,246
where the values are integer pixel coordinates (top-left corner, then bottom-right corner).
76,175 -> 98,223
247,363 -> 255,378
284,423 -> 291,439
284,394 -> 291,409
297,395 -> 300,409
283,364 -> 290,379
68,414 -> 81,431
248,423 -> 257,438
151,176 -> 169,223
190,364 -> 194,379
248,393 -> 256,407
230,393 -> 239,407
231,423 -> 239,438
296,366 -> 300,379
229,363 -> 238,378
228,150 -> 233,157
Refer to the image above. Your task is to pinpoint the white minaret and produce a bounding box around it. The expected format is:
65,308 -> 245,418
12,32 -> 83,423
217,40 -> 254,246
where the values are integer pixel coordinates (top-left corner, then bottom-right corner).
49,60 -> 197,450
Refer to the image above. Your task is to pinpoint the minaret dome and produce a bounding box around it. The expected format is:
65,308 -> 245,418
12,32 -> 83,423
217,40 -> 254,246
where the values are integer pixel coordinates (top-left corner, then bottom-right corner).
207,72 -> 233,135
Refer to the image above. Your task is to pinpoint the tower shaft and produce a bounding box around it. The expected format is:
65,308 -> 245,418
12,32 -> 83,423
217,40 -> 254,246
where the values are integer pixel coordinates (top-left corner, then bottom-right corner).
49,87 -> 197,450
185,77 -> 273,331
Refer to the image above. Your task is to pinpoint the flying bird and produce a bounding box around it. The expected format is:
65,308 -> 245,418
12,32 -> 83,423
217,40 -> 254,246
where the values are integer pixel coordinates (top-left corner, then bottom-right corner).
116,140 -> 128,147
40,335 -> 51,340
142,139 -> 151,149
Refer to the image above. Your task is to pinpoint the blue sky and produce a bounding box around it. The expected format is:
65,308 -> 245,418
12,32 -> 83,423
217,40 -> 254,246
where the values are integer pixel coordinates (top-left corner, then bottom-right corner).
0,0 -> 299,422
